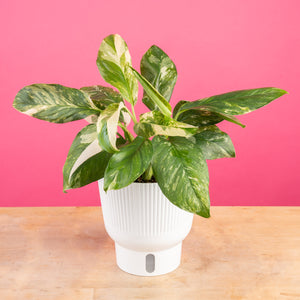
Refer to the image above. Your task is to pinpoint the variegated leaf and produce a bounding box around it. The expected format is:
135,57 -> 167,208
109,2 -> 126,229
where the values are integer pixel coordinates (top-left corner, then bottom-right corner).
141,45 -> 177,110
152,136 -> 210,218
96,34 -> 138,105
116,133 -> 127,147
173,100 -> 187,119
84,115 -> 99,124
80,85 -> 123,109
63,124 -> 112,191
192,126 -> 235,159
81,85 -> 131,125
174,100 -> 223,126
176,105 -> 245,127
86,110 -> 130,126
131,68 -> 172,116
178,88 -> 287,116
120,125 -> 134,142
13,84 -> 100,123
97,102 -> 126,153
175,108 -> 224,127
134,111 -> 200,138
104,136 -> 153,191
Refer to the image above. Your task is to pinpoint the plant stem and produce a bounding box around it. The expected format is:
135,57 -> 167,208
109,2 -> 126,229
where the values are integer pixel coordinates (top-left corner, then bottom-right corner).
123,106 -> 138,124
118,123 -> 134,142
142,165 -> 153,181
131,104 -> 138,124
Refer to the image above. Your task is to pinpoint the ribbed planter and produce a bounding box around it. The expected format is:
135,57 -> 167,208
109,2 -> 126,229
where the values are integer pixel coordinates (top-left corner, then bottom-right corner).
98,179 -> 194,276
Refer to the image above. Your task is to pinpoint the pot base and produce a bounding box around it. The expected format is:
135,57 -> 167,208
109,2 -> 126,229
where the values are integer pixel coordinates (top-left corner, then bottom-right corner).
115,242 -> 182,276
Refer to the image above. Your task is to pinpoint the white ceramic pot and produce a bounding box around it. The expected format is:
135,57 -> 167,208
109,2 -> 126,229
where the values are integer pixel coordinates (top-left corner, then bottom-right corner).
98,179 -> 194,276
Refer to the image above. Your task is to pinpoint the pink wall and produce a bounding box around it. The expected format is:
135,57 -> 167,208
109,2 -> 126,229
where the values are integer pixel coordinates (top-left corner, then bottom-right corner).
1,0 -> 299,207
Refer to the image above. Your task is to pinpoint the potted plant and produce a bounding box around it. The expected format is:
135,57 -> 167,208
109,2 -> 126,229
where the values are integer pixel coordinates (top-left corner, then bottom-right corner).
13,34 -> 287,276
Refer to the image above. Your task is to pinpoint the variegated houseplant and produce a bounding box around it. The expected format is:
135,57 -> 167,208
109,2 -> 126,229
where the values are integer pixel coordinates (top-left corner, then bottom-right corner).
13,34 -> 287,218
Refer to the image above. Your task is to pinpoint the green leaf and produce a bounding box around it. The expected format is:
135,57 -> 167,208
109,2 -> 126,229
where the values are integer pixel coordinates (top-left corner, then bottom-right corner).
131,68 -> 172,116
119,123 -> 134,142
97,34 -> 138,105
175,107 -> 225,127
63,124 -> 112,191
13,84 -> 100,123
176,105 -> 245,128
134,111 -> 199,138
116,133 -> 127,147
173,100 -> 188,119
80,85 -> 131,126
97,102 -> 126,153
152,136 -> 210,218
80,85 -> 131,125
104,136 -> 153,191
192,126 -> 235,159
141,45 -> 177,110
180,88 -> 287,116
174,100 -> 226,127
202,107 -> 246,127
80,85 -> 123,110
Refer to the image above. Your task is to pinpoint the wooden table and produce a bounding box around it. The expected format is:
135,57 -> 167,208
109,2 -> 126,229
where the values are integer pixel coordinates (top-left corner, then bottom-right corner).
0,207 -> 299,299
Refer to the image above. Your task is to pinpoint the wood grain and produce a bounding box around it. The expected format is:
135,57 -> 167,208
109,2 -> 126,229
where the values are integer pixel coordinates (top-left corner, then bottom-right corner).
0,207 -> 299,299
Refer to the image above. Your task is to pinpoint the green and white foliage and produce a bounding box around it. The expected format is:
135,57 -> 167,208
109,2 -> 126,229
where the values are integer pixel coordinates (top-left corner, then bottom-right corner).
13,84 -> 100,123
104,136 -> 153,191
97,102 -> 127,153
80,85 -> 130,124
192,126 -> 235,160
80,85 -> 124,110
152,136 -> 210,218
134,110 -> 200,138
174,101 -> 244,127
97,34 -> 138,105
184,87 -> 287,115
140,45 -> 177,110
63,124 -> 112,191
13,33 -> 288,218
175,88 -> 287,127
131,68 -> 172,116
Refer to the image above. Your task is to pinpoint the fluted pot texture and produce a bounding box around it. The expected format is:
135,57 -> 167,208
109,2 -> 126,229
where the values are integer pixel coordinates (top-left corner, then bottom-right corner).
98,179 -> 194,276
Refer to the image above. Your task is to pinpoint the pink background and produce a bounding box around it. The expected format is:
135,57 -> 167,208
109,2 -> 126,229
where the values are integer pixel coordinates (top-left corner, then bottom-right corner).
1,0 -> 299,207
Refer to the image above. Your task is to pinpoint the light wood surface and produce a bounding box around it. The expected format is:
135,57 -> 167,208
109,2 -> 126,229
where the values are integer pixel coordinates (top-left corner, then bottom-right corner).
0,207 -> 299,300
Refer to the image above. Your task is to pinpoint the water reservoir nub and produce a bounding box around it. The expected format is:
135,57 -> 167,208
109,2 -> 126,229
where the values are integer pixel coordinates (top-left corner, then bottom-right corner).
145,254 -> 155,273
